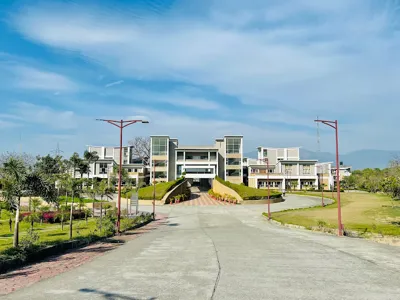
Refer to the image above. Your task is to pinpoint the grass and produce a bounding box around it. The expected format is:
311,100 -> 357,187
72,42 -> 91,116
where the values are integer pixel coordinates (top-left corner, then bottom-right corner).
0,215 -> 99,252
215,176 -> 282,200
270,191 -> 400,236
59,196 -> 100,203
137,178 -> 184,200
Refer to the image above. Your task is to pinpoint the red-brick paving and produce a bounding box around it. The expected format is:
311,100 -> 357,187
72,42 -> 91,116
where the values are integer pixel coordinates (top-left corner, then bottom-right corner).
177,192 -> 235,206
0,214 -> 168,296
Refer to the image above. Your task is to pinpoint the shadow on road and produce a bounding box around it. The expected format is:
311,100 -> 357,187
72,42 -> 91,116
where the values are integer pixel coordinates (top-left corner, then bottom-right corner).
79,288 -> 157,300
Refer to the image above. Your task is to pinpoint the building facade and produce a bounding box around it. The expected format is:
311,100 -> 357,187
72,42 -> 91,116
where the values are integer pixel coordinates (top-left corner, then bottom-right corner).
84,145 -> 148,186
246,147 -> 318,191
149,135 -> 244,185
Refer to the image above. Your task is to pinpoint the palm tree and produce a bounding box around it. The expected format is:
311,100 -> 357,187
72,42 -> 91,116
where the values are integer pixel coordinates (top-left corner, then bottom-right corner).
98,179 -> 113,232
66,177 -> 81,240
0,157 -> 27,247
78,161 -> 90,179
84,150 -> 99,180
85,180 -> 98,217
69,153 -> 82,178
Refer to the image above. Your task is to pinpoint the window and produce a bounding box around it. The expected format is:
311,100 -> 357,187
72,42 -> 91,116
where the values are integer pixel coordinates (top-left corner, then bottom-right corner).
303,165 -> 311,175
134,169 -> 138,172
177,165 -> 182,176
226,169 -> 241,177
123,159 -> 128,164
152,137 -> 168,156
226,158 -> 241,165
127,168 -> 132,172
210,152 -> 217,161
153,171 -> 167,179
154,160 -> 167,167
263,149 -> 268,157
226,138 -> 241,154
99,163 -> 108,174
177,152 -> 184,160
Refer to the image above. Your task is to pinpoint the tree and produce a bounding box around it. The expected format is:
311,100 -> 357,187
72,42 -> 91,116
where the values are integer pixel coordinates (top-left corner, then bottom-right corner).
0,156 -> 28,247
291,181 -> 298,191
65,177 -> 81,240
128,137 -> 150,165
85,180 -> 98,217
78,161 -> 90,179
111,165 -> 129,187
84,150 -> 99,180
97,180 -> 113,232
69,153 -> 82,178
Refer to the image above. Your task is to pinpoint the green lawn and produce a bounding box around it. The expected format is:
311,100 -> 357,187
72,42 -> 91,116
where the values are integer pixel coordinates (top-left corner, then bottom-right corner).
215,176 -> 282,200
0,215 -> 100,252
137,178 -> 184,200
270,191 -> 400,236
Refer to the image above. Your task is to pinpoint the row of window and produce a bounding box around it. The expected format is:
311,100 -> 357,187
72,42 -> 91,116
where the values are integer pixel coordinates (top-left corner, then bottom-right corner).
226,138 -> 241,154
226,158 -> 241,166
152,137 -> 168,156
258,181 -> 281,187
226,169 -> 241,177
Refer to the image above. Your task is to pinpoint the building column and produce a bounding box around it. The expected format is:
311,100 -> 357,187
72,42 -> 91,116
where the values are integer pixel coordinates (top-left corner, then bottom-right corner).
298,178 -> 301,190
297,163 -> 300,175
282,178 -> 286,191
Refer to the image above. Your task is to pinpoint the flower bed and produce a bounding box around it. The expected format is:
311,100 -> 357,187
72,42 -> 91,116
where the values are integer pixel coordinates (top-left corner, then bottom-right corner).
20,211 -> 86,223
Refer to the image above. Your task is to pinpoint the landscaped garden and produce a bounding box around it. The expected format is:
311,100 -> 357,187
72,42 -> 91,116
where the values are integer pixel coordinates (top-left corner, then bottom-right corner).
215,176 -> 282,200
0,152 -> 153,271
268,191 -> 400,236
136,177 -> 185,200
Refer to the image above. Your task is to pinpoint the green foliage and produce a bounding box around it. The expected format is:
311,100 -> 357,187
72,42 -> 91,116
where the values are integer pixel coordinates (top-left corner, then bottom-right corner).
215,176 -> 282,200
138,177 -> 184,200
349,164 -> 400,199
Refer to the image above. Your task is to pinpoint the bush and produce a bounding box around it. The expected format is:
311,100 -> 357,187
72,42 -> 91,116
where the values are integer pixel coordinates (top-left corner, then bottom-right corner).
215,176 -> 282,200
138,177 -> 185,200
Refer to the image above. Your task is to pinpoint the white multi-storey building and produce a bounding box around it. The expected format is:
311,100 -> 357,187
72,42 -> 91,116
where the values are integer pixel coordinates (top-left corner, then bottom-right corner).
83,145 -> 149,186
149,135 -> 244,187
246,147 -> 318,191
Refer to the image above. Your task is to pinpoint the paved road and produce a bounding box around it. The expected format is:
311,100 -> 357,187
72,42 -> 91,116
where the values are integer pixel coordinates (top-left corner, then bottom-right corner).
5,195 -> 400,300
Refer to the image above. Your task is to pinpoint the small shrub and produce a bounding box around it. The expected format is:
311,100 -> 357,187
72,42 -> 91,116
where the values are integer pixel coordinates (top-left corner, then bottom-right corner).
317,220 -> 327,229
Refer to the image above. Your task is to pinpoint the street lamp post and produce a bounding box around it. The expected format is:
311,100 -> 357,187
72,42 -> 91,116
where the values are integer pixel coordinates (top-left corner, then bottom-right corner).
96,119 -> 149,234
314,119 -> 342,236
152,159 -> 156,220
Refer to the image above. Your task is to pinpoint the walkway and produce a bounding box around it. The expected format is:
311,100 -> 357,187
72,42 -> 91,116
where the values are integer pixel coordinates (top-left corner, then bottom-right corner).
177,186 -> 234,206
4,195 -> 400,300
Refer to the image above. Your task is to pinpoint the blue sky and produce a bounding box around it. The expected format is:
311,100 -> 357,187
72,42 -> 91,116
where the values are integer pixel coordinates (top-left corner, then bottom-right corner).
1,0 -> 400,157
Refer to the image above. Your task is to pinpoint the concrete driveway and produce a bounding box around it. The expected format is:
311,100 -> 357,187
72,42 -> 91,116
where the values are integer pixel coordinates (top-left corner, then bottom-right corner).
5,195 -> 400,300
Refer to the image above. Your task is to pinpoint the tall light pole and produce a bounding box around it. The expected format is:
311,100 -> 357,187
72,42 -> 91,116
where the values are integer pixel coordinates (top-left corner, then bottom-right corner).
96,119 -> 149,234
314,119 -> 342,236
152,159 -> 156,220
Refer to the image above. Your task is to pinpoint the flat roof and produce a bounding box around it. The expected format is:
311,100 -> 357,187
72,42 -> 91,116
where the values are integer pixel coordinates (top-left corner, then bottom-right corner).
280,160 -> 318,163
176,146 -> 218,150
150,135 -> 170,138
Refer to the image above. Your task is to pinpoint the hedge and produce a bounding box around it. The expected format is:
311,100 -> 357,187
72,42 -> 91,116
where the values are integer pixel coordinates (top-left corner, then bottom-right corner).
215,176 -> 282,200
137,177 -> 185,200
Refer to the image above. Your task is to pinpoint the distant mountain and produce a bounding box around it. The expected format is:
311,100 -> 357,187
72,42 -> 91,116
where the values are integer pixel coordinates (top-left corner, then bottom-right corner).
244,149 -> 400,170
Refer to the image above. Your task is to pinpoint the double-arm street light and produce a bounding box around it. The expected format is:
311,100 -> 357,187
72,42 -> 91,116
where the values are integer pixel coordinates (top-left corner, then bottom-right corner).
96,118 -> 149,234
314,119 -> 343,236
257,158 -> 271,220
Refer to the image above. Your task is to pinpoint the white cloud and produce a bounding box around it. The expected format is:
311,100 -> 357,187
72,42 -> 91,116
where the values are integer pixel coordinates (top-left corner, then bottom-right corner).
11,102 -> 77,130
10,65 -> 76,91
8,1 -> 400,151
105,80 -> 124,88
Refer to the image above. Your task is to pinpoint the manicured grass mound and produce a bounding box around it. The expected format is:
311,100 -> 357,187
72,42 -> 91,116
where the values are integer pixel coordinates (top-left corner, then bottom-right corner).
138,177 -> 184,200
215,176 -> 282,200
